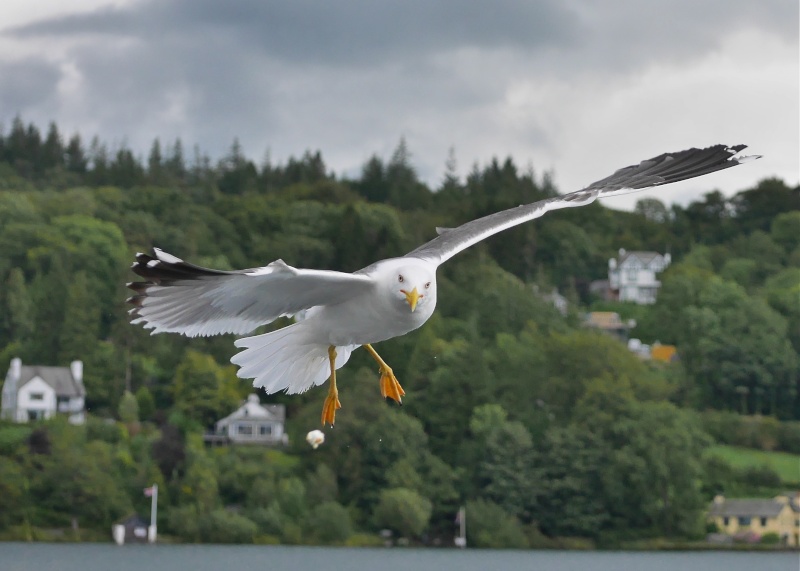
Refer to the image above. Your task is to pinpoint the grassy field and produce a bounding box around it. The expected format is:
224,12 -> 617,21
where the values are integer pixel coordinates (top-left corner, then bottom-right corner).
706,445 -> 800,484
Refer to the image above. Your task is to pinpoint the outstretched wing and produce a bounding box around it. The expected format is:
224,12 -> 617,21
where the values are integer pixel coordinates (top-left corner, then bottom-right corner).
128,248 -> 374,337
408,144 -> 759,265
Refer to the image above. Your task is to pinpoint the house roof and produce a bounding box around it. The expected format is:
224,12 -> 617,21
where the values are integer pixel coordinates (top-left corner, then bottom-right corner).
651,344 -> 677,362
584,312 -> 631,331
618,251 -> 664,266
708,498 -> 786,518
116,514 -> 149,527
19,365 -> 84,398
216,394 -> 285,426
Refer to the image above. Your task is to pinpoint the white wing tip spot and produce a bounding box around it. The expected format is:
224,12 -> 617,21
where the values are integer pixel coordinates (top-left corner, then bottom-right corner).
153,248 -> 184,264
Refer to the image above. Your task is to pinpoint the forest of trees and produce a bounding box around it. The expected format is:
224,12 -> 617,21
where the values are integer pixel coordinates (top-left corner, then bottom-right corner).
0,117 -> 798,547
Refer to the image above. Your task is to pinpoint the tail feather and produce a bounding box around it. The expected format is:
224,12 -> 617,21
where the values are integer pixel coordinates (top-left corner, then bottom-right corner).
231,323 -> 354,394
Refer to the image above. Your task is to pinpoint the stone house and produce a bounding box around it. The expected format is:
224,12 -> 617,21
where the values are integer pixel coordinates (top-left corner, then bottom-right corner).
707,493 -> 800,546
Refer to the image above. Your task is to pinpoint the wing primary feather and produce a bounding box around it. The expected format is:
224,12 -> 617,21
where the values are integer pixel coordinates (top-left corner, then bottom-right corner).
128,248 -> 375,337
407,144 -> 758,265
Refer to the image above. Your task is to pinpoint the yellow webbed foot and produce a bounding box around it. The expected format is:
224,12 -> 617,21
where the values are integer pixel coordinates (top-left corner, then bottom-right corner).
379,365 -> 406,404
363,344 -> 406,405
321,345 -> 341,426
321,391 -> 341,427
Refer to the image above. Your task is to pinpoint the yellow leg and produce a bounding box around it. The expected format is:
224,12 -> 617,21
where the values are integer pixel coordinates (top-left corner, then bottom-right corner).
363,344 -> 405,404
321,346 -> 341,426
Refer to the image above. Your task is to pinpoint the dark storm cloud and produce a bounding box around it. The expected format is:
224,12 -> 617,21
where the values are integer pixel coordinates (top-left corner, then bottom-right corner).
9,0 -> 580,66
9,0 -> 796,72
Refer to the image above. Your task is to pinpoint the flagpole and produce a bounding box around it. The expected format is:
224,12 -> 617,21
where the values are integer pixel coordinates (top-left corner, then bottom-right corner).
148,484 -> 158,543
454,506 -> 466,548
460,506 -> 466,546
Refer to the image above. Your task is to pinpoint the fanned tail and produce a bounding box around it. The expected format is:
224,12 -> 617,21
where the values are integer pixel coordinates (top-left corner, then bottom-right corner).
231,323 -> 354,394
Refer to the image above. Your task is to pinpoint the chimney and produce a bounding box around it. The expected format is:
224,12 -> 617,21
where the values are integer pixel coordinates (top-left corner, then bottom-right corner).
664,252 -> 672,265
9,358 -> 21,381
70,360 -> 83,384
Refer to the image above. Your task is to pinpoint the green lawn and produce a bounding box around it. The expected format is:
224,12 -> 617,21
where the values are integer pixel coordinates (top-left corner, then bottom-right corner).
706,445 -> 800,484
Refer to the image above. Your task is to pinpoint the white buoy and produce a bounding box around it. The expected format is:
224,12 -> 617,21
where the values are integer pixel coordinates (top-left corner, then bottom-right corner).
306,430 -> 325,449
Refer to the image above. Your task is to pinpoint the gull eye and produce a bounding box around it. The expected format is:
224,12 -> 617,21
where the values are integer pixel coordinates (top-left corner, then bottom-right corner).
425,282 -> 431,289
398,275 -> 404,283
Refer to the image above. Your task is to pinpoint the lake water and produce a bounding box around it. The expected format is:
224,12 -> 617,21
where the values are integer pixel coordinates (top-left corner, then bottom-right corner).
0,543 -> 797,571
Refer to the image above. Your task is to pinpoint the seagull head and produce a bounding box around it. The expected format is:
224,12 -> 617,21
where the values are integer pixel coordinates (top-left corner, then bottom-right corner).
389,264 -> 436,313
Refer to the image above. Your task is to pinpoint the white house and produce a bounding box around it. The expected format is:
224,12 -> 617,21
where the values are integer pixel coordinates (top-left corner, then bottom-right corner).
211,394 -> 288,446
608,249 -> 671,304
1,358 -> 86,424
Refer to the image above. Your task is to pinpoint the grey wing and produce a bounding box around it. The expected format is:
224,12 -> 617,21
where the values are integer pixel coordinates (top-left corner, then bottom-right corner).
408,144 -> 759,265
128,248 -> 375,337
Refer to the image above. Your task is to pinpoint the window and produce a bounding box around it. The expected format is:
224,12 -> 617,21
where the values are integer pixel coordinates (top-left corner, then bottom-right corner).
237,424 -> 253,436
29,392 -> 44,401
57,396 -> 70,412
760,517 -> 768,527
626,269 -> 637,281
259,424 -> 272,436
738,516 -> 751,526
27,410 -> 44,421
723,517 -> 729,526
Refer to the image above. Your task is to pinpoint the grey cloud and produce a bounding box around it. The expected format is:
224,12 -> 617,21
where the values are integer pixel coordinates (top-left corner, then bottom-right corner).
0,0 -> 794,193
565,0 -> 799,72
0,58 -> 61,114
9,0 -> 580,67
8,0 -> 796,73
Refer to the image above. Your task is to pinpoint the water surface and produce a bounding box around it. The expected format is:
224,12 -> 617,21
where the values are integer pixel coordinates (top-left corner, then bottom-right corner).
1,542 -> 797,571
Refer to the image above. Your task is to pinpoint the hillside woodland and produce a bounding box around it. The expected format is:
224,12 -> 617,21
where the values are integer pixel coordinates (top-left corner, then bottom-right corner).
1,118 -> 798,546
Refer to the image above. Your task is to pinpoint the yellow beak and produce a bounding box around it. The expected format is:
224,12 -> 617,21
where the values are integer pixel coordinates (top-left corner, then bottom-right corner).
402,287 -> 420,312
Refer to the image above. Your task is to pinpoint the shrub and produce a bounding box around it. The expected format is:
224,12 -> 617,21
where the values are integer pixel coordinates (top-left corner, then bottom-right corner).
246,477 -> 276,509
700,411 -> 797,453
760,532 -> 781,545
118,390 -> 139,423
373,488 -> 432,539
166,505 -> 200,541
198,509 -> 257,544
700,410 -> 741,446
747,416 -> 780,451
466,499 -> 529,549
0,457 -> 25,529
135,386 -> 156,421
740,464 -> 782,488
85,417 -> 125,444
304,501 -> 352,544
777,422 -> 800,454
254,534 -> 281,545
0,424 -> 32,454
345,533 -> 385,547
247,503 -> 283,535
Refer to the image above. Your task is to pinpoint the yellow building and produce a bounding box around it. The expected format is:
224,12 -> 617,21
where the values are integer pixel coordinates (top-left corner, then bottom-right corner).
650,343 -> 677,363
708,493 -> 800,546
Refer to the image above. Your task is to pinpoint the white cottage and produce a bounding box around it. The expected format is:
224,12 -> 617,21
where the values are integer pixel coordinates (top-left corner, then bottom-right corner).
1,358 -> 86,424
608,249 -> 671,304
213,394 -> 288,446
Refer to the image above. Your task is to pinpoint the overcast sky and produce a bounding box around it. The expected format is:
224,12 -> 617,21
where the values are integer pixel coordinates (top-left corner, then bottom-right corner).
0,0 -> 797,209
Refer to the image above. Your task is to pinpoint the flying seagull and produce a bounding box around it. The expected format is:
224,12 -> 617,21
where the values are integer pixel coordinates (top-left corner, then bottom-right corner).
128,144 -> 758,425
